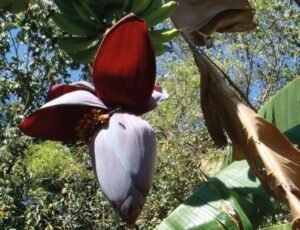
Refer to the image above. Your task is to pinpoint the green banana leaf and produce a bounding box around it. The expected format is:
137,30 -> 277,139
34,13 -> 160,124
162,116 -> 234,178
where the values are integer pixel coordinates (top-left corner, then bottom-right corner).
260,223 -> 291,230
157,160 -> 275,230
258,77 -> 300,146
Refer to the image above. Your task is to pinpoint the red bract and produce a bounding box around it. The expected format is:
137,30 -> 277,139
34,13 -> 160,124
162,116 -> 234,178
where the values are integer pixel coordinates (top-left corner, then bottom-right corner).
19,82 -> 167,141
47,81 -> 95,101
19,90 -> 108,141
93,13 -> 156,110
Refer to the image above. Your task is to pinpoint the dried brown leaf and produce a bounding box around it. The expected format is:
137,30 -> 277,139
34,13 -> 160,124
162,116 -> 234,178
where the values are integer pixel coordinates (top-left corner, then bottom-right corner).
193,50 -> 300,229
171,0 -> 256,46
200,65 -> 228,147
199,154 -> 227,176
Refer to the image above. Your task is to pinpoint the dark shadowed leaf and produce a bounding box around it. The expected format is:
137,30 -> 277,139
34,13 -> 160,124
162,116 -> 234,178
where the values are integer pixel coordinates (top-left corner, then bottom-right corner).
158,160 -> 275,229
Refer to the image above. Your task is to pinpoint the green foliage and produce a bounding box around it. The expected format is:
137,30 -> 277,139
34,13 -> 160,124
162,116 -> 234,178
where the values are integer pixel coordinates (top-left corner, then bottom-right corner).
24,141 -> 92,187
0,3 -> 86,142
1,141 -> 125,229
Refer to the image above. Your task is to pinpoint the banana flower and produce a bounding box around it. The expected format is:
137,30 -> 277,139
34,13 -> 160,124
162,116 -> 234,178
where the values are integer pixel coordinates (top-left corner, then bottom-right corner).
19,14 -> 168,225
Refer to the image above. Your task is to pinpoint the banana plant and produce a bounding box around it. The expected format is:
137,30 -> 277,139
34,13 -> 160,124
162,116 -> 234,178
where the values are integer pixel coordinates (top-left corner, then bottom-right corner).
19,14 -> 168,226
195,51 -> 300,228
158,58 -> 300,229
168,0 -> 300,228
52,0 -> 178,64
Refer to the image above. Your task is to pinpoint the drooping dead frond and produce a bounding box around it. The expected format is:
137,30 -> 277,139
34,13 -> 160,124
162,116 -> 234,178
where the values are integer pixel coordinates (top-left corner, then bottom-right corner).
171,0 -> 256,46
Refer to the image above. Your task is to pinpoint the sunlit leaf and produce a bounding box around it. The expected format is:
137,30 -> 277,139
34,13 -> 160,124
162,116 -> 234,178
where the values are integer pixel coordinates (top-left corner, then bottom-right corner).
158,160 -> 275,229
258,77 -> 300,146
261,223 -> 292,230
